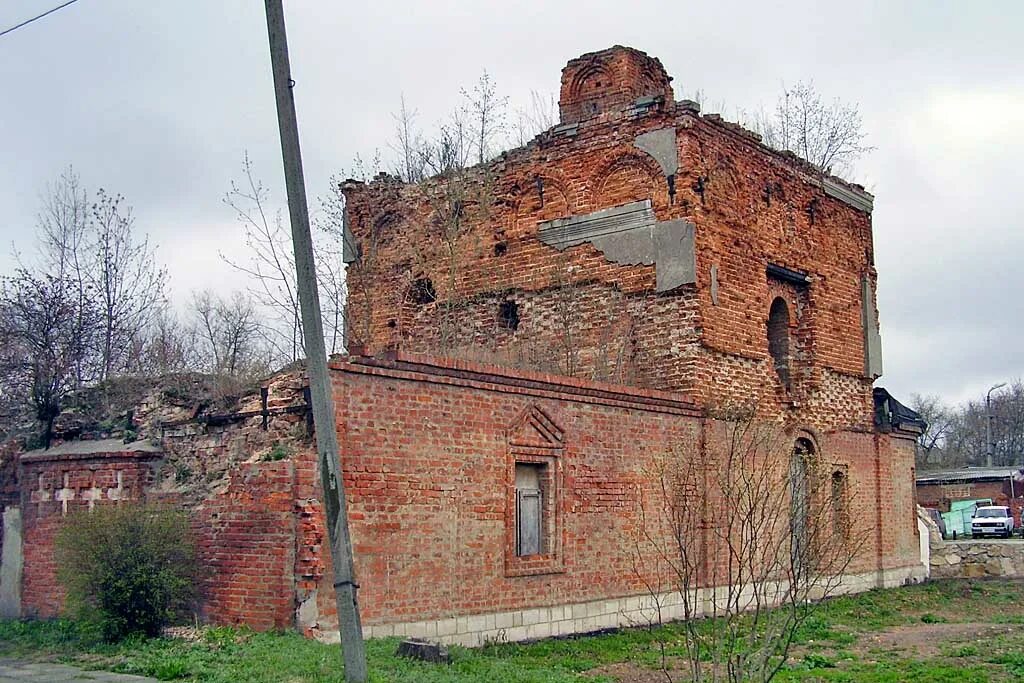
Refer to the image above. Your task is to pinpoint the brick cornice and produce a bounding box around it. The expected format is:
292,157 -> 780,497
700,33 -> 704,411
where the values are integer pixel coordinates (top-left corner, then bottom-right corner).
331,352 -> 700,417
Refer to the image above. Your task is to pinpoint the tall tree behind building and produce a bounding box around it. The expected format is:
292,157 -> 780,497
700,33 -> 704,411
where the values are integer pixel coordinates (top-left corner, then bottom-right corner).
88,189 -> 167,379
752,81 -> 871,178
223,155 -> 348,362
912,383 -> 1024,470
2,169 -> 166,442
0,270 -> 99,446
31,168 -> 167,382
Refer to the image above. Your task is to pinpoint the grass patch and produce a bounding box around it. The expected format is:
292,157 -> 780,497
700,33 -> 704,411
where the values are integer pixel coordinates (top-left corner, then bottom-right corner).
4,579 -> 1024,682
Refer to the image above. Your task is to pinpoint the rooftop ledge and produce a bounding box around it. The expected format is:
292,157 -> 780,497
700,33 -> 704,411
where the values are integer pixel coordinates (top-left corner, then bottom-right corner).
21,439 -> 162,464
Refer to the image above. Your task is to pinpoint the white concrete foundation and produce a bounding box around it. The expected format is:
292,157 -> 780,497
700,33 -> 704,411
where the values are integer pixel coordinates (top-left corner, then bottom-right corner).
320,565 -> 927,647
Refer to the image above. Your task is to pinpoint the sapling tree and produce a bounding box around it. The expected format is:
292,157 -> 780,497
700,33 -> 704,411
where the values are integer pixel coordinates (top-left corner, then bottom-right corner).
632,402 -> 866,683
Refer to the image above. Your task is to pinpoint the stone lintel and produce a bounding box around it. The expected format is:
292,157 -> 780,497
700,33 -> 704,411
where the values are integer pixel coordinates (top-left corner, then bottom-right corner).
822,177 -> 874,214
538,200 -> 655,250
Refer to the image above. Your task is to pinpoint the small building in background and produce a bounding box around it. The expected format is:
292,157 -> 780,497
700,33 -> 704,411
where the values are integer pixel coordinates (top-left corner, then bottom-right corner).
916,467 -> 1024,535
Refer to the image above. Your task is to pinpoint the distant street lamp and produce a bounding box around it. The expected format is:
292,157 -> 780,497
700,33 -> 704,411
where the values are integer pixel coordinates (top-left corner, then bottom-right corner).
986,382 -> 1007,468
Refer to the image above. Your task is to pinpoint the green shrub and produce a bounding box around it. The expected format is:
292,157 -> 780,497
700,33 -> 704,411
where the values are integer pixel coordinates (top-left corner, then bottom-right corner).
55,503 -> 198,641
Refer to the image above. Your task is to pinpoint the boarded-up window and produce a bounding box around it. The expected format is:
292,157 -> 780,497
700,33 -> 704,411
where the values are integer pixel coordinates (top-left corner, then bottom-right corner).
791,438 -> 814,572
515,463 -> 544,556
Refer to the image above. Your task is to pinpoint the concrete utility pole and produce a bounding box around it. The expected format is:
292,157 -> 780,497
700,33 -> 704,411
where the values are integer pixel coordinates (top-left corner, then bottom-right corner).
986,382 -> 1006,469
263,2 -> 368,681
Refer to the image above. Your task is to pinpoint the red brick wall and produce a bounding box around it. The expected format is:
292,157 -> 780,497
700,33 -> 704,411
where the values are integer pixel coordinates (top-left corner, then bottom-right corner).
195,461 -> 296,630
17,450 -> 304,631
917,480 -> 1013,511
302,354 -> 919,633
342,47 -> 877,432
19,452 -> 156,618
13,355 -> 921,634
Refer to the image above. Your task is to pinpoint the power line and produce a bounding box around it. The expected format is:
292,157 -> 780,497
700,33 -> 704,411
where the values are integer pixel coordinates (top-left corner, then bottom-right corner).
0,0 -> 81,39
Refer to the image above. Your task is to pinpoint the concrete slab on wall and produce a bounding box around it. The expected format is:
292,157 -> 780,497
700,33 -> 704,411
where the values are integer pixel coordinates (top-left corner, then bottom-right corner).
861,277 -> 883,378
0,506 -> 22,618
538,201 -> 696,293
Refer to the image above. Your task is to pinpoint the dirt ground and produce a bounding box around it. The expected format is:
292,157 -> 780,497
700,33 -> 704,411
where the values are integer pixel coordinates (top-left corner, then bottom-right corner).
853,622 -> 1016,658
589,621 -> 1021,682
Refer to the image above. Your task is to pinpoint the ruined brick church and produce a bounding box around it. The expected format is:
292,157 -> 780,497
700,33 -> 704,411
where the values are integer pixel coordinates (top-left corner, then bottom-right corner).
0,47 -> 924,645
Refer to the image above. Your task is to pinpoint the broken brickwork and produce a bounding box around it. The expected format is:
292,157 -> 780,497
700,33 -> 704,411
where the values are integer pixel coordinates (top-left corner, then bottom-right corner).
10,369 -> 327,632
343,45 -> 881,434
2,46 -> 924,645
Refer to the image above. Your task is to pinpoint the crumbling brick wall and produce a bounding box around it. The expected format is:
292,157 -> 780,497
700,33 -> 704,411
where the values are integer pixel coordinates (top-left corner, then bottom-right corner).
19,447 -> 158,618
342,45 -> 880,436
13,368 -> 322,631
8,46 -> 918,644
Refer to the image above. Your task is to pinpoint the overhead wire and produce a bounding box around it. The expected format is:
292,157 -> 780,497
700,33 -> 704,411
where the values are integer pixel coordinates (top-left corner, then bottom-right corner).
0,0 -> 82,40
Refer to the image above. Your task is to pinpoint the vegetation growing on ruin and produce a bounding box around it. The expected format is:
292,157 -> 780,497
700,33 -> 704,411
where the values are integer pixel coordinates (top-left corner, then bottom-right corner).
55,503 -> 198,642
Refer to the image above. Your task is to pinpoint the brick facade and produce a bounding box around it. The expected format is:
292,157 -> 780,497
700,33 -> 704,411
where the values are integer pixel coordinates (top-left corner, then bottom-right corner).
0,45 -> 924,645
342,45 -> 880,434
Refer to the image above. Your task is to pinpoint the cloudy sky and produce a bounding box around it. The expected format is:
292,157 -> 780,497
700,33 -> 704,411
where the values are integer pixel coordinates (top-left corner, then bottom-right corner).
1,0 -> 1021,407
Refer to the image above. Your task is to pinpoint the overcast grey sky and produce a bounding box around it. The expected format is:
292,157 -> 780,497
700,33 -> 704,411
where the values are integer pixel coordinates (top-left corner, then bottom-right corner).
1,0 -> 1021,407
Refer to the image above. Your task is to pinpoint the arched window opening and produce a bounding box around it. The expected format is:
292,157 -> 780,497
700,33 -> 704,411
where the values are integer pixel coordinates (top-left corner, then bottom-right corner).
767,297 -> 792,391
790,437 -> 815,576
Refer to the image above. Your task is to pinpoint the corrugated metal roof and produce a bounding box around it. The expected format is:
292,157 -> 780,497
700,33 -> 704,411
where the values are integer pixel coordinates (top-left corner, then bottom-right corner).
916,467 -> 1024,484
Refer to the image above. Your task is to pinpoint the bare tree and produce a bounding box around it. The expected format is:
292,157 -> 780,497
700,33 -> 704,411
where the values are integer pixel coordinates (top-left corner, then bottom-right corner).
461,70 -> 508,166
88,189 -> 168,379
130,310 -> 200,376
910,393 -> 954,467
908,382 -> 1024,470
389,95 -> 428,183
190,289 -> 268,379
36,167 -> 90,288
19,169 -> 167,386
0,270 -> 99,447
223,155 -> 302,363
633,403 -> 865,683
513,90 -> 558,146
754,81 -> 872,177
225,155 -> 349,362
33,167 -> 94,387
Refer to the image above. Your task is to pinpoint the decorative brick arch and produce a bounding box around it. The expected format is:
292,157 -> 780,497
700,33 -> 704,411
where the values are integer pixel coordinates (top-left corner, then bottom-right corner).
566,63 -> 616,106
507,173 -> 574,240
588,151 -> 668,215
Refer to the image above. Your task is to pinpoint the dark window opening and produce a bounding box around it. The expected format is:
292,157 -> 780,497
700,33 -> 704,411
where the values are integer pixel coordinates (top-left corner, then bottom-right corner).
410,278 -> 436,305
832,470 -> 850,538
386,319 -> 396,329
499,300 -> 520,330
515,462 -> 546,556
494,241 -> 508,257
767,297 -> 792,391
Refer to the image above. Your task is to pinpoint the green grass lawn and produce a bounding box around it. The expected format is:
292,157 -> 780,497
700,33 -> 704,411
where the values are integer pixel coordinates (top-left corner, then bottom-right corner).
3,579 -> 1024,682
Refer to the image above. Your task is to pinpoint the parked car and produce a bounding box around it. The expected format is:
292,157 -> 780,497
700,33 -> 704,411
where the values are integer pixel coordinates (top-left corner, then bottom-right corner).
971,505 -> 1015,539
